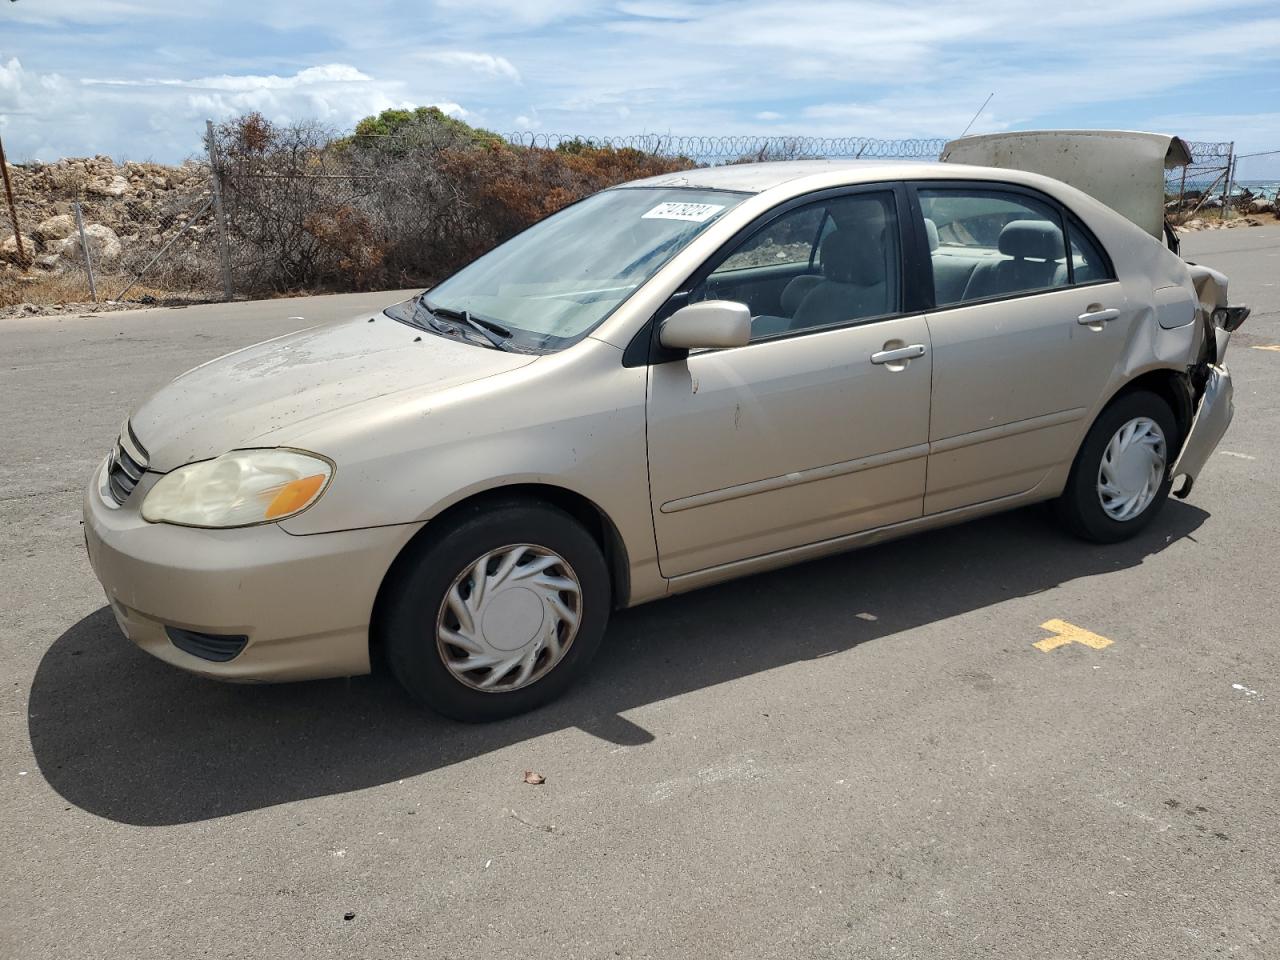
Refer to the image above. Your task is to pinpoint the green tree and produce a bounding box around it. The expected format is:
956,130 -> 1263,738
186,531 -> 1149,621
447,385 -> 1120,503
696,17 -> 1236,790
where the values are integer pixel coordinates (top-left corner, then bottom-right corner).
351,107 -> 504,147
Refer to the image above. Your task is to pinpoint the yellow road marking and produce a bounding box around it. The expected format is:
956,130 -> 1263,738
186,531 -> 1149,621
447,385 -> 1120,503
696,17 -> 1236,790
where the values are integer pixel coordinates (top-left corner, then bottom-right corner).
1034,619 -> 1114,653
1252,344 -> 1280,352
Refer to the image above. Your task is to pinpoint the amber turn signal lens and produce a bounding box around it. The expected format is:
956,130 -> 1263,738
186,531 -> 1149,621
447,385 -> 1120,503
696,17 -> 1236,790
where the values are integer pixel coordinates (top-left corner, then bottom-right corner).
265,474 -> 327,519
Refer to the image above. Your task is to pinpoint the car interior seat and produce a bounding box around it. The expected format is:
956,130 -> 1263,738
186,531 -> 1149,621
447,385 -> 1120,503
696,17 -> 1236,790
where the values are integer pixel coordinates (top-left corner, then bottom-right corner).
788,227 -> 890,331
961,219 -> 1065,302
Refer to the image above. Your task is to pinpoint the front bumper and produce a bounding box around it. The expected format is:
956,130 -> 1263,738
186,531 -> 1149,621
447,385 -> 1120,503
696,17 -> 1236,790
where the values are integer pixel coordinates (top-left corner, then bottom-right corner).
1171,363 -> 1233,499
83,460 -> 423,682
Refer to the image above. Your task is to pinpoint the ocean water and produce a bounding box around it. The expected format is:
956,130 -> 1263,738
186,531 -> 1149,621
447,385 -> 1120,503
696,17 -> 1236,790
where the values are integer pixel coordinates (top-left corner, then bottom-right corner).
1234,179 -> 1279,198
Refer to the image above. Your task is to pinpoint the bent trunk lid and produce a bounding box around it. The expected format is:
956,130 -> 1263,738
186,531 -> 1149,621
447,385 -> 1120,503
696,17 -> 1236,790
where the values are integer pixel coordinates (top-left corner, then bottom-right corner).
941,130 -> 1191,241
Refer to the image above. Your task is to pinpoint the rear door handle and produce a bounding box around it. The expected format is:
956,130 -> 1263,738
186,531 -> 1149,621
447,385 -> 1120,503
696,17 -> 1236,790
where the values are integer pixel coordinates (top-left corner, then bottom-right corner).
1077,308 -> 1119,325
870,344 -> 927,365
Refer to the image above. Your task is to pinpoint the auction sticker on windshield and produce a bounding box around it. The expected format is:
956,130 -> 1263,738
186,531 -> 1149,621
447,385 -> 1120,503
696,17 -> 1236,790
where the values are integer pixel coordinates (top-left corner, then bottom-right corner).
642,201 -> 726,223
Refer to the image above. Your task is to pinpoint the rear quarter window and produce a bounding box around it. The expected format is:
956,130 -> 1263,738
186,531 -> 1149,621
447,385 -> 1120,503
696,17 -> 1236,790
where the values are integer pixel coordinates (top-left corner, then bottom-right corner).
1066,219 -> 1115,283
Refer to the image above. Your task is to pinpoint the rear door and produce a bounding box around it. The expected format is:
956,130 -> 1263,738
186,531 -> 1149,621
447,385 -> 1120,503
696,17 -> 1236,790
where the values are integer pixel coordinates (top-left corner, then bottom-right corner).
646,186 -> 934,578
911,182 -> 1135,514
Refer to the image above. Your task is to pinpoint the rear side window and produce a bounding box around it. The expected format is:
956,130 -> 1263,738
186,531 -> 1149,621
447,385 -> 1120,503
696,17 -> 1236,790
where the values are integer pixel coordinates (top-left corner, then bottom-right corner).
1067,220 -> 1113,284
919,187 -> 1069,307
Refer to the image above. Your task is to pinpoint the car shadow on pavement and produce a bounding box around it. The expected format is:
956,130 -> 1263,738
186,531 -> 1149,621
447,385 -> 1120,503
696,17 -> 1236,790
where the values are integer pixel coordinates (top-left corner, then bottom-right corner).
29,501 -> 1208,826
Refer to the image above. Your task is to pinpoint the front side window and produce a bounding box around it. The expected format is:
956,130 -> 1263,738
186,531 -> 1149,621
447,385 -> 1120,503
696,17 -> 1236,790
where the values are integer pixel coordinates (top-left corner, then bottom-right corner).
715,204 -> 825,273
919,188 -> 1068,307
694,192 -> 901,340
424,187 -> 747,351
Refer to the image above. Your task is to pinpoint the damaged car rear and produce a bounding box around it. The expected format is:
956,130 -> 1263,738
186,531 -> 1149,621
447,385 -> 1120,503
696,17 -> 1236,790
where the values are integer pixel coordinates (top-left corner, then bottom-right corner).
941,129 -> 1248,503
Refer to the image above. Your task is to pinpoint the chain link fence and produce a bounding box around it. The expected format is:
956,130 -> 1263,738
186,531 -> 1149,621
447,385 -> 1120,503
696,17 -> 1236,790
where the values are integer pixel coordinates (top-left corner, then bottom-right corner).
0,156 -> 225,309
1164,140 -> 1235,219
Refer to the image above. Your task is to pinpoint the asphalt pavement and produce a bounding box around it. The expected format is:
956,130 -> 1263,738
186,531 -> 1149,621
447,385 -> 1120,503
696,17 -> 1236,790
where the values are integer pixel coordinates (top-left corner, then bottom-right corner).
3,229 -> 1279,959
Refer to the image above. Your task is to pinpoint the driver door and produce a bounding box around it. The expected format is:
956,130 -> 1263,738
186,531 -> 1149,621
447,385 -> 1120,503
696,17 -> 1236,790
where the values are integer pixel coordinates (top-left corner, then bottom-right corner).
646,187 -> 934,579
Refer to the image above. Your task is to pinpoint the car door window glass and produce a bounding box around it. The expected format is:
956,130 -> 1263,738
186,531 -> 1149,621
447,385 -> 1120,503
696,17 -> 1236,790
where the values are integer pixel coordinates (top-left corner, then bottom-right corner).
1067,221 -> 1113,284
696,193 -> 901,340
716,205 -> 824,273
919,189 -> 1068,306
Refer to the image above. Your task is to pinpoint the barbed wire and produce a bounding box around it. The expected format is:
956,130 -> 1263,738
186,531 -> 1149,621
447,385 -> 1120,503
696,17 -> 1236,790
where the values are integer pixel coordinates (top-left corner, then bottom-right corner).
298,129 -> 1236,168
503,132 -> 949,161
1182,140 -> 1233,162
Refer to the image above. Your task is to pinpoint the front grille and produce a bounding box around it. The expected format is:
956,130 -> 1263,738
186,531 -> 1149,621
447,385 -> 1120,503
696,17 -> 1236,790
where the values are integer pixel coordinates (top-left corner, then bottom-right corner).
106,422 -> 149,506
166,627 -> 249,663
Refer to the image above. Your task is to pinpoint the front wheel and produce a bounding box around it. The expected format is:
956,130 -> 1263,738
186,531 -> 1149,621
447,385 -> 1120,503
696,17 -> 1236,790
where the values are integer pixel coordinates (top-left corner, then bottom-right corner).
1055,390 -> 1179,543
382,501 -> 611,721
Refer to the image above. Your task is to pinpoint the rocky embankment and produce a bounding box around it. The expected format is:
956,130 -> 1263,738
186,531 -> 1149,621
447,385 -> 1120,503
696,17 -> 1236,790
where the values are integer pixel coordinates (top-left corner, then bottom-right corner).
1,155 -> 207,279
1171,193 -> 1278,233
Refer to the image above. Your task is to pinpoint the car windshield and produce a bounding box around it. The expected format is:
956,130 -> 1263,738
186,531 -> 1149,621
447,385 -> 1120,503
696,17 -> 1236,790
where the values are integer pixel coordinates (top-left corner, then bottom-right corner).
422,187 -> 747,350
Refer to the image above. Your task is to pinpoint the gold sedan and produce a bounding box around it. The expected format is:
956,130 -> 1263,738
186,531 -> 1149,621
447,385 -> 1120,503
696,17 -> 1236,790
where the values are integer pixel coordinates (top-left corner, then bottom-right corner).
84,159 -> 1246,720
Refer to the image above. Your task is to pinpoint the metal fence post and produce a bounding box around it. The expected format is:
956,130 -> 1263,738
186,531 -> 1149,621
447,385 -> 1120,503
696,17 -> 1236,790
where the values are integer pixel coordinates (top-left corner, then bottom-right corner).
0,132 -> 29,268
1221,141 -> 1235,216
205,119 -> 234,300
73,201 -> 97,302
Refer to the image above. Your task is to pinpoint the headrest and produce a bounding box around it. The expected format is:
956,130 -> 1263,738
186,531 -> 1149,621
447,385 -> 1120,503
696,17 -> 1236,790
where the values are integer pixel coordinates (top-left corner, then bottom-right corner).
820,230 -> 882,286
830,199 -> 888,232
998,219 -> 1063,260
923,217 -> 940,252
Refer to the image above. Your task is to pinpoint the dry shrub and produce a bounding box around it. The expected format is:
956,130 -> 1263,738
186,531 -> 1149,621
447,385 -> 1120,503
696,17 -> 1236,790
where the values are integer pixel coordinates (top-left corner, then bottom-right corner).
0,272 -> 171,309
430,141 -> 693,267
47,165 -> 89,196
301,205 -> 386,290
214,111 -> 697,295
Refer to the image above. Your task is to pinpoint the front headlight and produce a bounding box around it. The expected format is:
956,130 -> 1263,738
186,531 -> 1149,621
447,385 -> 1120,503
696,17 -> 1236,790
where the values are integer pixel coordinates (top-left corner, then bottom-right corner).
141,449 -> 333,528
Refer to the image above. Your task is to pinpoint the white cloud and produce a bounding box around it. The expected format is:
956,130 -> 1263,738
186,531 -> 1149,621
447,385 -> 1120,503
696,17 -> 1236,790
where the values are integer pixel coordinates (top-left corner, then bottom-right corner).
0,56 -> 72,118
82,64 -> 377,91
0,57 -> 464,161
417,52 -> 521,83
755,111 -> 783,122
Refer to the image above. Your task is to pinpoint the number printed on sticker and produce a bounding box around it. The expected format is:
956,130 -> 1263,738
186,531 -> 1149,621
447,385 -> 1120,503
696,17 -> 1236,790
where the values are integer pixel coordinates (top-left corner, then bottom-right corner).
642,202 -> 726,223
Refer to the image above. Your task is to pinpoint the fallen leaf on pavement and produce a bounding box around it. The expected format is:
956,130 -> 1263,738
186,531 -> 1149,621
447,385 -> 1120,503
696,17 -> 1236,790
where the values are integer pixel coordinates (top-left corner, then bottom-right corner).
523,771 -> 546,785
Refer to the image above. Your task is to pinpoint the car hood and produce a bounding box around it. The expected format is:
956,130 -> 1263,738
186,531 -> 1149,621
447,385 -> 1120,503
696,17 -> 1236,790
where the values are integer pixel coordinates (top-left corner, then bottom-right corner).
130,313 -> 538,471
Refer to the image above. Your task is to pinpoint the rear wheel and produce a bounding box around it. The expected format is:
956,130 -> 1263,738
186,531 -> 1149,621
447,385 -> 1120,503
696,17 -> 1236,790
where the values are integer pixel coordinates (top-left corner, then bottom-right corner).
382,500 -> 611,721
1055,390 -> 1178,543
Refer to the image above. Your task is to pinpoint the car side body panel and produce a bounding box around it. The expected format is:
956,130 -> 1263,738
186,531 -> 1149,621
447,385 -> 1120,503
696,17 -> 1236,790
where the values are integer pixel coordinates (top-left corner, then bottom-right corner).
922,282 -> 1137,514
274,338 -> 668,606
646,314 -> 933,577
258,165 -> 1209,606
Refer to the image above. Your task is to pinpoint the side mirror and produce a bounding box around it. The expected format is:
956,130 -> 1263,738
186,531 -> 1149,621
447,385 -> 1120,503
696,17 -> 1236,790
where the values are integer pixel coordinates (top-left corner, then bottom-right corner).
659,300 -> 752,351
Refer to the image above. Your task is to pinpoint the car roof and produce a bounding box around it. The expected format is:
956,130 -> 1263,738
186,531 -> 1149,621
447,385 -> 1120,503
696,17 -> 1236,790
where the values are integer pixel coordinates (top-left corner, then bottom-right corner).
613,158 -> 1158,258
620,159 -> 938,194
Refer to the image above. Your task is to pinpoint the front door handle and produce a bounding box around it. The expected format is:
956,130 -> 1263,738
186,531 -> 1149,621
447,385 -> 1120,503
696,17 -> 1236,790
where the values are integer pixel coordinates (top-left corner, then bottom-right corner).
870,344 -> 927,365
1077,307 -> 1119,325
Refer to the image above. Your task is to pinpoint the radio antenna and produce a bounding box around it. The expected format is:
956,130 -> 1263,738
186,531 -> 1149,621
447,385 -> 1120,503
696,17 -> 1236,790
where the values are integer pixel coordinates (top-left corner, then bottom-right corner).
958,93 -> 995,139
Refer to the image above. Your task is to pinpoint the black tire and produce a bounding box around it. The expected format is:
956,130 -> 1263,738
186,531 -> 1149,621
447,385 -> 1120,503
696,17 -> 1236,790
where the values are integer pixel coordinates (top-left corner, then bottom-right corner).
1055,390 -> 1180,543
381,499 -> 611,722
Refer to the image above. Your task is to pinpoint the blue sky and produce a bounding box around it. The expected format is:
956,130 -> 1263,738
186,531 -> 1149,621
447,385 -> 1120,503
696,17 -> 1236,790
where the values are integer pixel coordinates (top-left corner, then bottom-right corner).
2,0 -> 1279,178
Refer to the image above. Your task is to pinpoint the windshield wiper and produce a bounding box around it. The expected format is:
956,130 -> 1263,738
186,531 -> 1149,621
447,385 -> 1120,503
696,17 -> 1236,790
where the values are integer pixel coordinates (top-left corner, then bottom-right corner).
421,298 -> 513,351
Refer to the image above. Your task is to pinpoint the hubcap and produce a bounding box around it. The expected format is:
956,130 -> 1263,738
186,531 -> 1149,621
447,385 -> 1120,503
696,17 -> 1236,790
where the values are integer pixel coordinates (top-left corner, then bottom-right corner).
1097,416 -> 1167,522
436,544 -> 582,693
